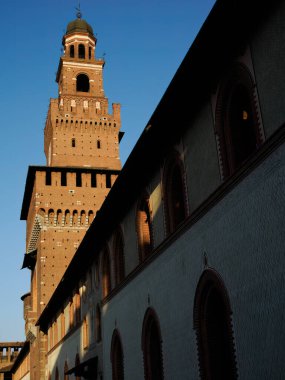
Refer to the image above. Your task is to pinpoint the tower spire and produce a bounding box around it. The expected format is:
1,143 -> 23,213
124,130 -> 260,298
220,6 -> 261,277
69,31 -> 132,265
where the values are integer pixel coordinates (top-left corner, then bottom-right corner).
76,0 -> 82,19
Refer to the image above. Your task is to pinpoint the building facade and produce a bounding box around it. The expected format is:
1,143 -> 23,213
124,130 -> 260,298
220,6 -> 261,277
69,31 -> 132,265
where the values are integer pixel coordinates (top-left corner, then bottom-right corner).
0,342 -> 24,380
18,14 -> 122,380
16,0 -> 285,378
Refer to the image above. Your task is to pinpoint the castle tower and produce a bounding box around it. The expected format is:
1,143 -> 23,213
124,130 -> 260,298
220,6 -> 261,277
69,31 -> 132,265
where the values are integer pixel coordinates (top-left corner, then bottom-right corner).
20,14 -> 122,380
44,15 -> 122,169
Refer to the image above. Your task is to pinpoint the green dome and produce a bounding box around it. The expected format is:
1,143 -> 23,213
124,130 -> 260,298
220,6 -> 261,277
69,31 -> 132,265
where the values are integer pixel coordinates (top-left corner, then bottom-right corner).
66,18 -> 94,36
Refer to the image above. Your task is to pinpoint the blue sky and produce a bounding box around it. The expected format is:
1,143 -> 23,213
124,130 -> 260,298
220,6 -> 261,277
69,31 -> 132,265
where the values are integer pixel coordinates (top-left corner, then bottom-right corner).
0,0 -> 215,341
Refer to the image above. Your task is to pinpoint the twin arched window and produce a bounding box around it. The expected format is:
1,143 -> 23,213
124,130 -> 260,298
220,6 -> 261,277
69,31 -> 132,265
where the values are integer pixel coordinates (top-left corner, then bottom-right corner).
69,44 -> 86,59
215,64 -> 263,179
109,273 -> 236,380
194,270 -> 237,380
163,153 -> 187,235
110,309 -> 164,380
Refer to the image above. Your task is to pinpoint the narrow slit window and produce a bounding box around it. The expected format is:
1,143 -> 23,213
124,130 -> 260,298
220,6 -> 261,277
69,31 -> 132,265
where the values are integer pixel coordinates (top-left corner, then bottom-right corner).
72,138 -> 76,148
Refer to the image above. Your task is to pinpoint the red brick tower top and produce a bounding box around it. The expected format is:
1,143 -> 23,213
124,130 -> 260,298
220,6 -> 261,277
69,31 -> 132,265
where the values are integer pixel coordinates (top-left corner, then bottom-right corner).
44,12 -> 122,169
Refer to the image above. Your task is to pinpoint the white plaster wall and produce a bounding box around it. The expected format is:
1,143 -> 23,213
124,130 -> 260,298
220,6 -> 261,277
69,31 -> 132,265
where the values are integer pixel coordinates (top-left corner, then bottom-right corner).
102,142 -> 285,379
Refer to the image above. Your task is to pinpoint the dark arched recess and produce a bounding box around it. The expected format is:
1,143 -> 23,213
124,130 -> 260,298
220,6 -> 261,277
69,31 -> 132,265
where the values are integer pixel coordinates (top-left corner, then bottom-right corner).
193,269 -> 238,380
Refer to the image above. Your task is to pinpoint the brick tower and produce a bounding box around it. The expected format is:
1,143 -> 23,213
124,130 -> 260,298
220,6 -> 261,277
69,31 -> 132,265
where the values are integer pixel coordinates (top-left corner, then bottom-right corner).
20,13 -> 122,380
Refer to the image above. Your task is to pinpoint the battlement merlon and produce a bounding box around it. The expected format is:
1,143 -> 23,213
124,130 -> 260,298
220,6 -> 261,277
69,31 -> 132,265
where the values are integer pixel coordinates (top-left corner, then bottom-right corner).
112,103 -> 121,124
45,98 -> 121,131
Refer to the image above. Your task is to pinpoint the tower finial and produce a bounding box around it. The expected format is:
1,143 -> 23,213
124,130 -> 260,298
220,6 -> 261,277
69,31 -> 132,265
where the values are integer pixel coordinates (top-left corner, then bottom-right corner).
76,0 -> 82,19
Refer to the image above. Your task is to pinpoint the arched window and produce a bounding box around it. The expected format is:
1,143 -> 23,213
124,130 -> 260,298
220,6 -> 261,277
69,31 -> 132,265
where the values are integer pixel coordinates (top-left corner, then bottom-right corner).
80,210 -> 86,226
73,210 -> 78,226
70,45 -> 74,58
48,209 -> 54,225
193,270 -> 238,380
76,74 -> 90,92
163,153 -> 187,235
136,195 -> 153,262
83,316 -> 89,348
96,304 -> 102,342
113,229 -> 125,286
38,208 -> 45,218
102,248 -> 111,298
88,210 -> 94,225
78,44 -> 85,59
215,64 -> 263,179
65,210 -> 70,225
111,329 -> 124,380
142,308 -> 164,380
69,300 -> 74,329
57,209 -> 62,226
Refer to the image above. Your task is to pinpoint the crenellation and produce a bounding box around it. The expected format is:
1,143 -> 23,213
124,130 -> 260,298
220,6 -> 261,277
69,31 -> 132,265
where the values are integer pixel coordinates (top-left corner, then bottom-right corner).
66,172 -> 76,187
82,172 -> 91,187
51,172 -> 61,187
